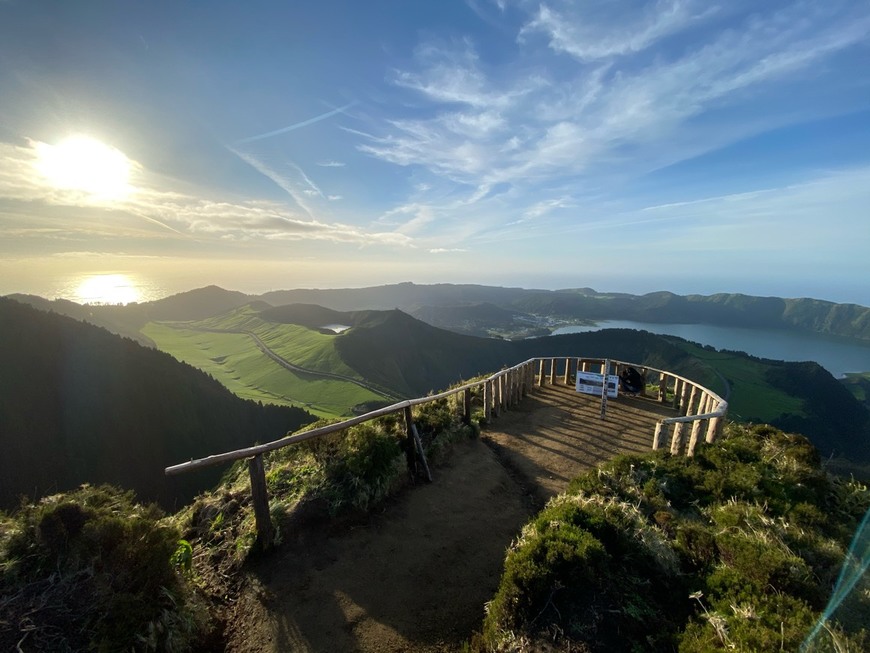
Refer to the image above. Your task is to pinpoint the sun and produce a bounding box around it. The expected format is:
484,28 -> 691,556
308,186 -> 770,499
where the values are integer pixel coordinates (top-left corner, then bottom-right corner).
76,274 -> 141,305
35,135 -> 132,199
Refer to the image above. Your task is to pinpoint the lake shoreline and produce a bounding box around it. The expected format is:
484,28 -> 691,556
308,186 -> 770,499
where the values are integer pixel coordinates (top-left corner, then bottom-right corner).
550,321 -> 870,378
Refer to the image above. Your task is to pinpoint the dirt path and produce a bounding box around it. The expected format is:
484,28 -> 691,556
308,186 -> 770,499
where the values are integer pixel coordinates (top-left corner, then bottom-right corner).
224,383 -> 676,652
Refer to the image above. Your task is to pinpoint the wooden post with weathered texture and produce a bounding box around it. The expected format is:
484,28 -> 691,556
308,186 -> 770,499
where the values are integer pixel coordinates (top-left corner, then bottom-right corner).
463,387 -> 472,425
686,385 -> 698,418
548,358 -> 556,385
248,454 -> 274,551
706,405 -> 720,443
538,359 -> 545,386
640,368 -> 648,398
688,414 -> 704,456
671,422 -> 684,455
679,381 -> 690,414
484,379 -> 492,421
658,373 -> 668,403
673,378 -> 685,412
563,358 -> 572,385
652,421 -> 664,450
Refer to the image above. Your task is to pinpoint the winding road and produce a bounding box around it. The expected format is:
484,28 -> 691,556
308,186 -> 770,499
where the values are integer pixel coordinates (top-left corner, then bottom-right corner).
161,322 -> 402,402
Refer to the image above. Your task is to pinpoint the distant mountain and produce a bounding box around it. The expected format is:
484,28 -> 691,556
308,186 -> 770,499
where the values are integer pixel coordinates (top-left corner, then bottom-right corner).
259,283 -> 870,342
408,302 -> 525,336
11,283 -> 870,343
0,298 -> 314,510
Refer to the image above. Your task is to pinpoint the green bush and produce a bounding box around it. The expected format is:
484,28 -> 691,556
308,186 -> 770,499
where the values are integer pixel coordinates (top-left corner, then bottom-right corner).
0,485 -> 203,652
473,424 -> 870,652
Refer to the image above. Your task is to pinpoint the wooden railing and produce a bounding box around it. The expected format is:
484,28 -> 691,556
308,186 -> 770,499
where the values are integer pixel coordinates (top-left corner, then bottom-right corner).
165,356 -> 726,548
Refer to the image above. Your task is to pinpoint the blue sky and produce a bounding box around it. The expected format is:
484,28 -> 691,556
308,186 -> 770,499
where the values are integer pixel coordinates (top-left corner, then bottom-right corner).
1,0 -> 869,304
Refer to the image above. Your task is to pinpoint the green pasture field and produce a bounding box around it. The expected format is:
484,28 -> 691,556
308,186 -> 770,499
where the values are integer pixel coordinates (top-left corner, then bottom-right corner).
679,343 -> 805,422
141,323 -> 384,419
842,371 -> 870,403
188,306 -> 361,377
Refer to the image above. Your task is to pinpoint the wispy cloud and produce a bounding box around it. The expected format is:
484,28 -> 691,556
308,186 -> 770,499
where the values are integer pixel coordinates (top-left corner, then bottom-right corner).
358,0 -> 870,229
317,160 -> 346,167
519,0 -> 715,62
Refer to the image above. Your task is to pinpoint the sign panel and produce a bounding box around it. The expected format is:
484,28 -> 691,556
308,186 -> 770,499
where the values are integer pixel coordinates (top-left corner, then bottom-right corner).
576,371 -> 619,398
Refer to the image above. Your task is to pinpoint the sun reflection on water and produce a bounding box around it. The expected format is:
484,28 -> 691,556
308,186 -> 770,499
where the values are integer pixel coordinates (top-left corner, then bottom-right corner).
73,274 -> 152,305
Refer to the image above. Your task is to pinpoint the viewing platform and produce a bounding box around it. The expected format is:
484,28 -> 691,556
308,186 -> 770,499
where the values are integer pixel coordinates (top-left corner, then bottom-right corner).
483,381 -> 680,500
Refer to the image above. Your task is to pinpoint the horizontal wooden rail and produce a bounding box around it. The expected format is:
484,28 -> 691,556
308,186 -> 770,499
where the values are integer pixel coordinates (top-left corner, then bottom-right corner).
165,355 -> 726,549
165,360 -> 532,476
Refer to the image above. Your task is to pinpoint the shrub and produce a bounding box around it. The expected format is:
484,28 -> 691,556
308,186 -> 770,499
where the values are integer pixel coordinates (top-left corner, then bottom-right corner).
473,423 -> 870,653
0,485 -> 203,652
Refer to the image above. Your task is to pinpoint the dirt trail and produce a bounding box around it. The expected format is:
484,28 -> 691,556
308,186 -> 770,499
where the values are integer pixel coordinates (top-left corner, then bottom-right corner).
224,384 -> 676,652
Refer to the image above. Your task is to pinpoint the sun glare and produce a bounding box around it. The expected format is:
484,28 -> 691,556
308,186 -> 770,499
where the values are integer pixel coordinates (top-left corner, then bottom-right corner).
76,274 -> 141,305
35,135 -> 132,199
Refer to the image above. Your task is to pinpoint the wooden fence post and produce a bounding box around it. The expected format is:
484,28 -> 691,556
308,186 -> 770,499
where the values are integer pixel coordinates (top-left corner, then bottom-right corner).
658,373 -> 668,403
500,373 -> 508,411
463,387 -> 472,425
484,379 -> 492,421
652,422 -> 664,450
563,357 -> 572,385
706,410 -> 720,443
538,359 -> 545,386
548,358 -> 556,385
248,454 -> 274,551
679,381 -> 690,414
672,379 -> 683,410
640,368 -> 648,398
686,385 -> 698,418
670,422 -> 684,455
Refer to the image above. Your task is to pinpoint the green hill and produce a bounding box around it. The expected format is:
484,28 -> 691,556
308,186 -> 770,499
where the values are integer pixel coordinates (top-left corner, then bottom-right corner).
142,304 -> 396,418
474,423 -> 870,652
0,298 -> 314,510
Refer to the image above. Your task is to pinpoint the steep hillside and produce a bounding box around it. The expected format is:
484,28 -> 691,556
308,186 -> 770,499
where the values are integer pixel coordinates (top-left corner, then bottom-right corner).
335,309 -> 515,397
6,294 -> 154,346
0,298 -> 314,510
259,303 -> 352,330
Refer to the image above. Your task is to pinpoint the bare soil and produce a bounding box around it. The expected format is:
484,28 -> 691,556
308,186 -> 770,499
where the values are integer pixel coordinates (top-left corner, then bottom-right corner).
223,383 -> 676,652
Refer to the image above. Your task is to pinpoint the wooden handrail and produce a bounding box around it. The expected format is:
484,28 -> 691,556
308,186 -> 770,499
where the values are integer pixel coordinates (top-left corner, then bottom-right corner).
165,356 -> 726,475
165,355 -> 726,549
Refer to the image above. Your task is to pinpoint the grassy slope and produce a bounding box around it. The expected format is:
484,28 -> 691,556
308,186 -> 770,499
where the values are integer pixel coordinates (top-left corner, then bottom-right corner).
476,424 -> 870,652
676,342 -> 805,421
141,322 -> 382,419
